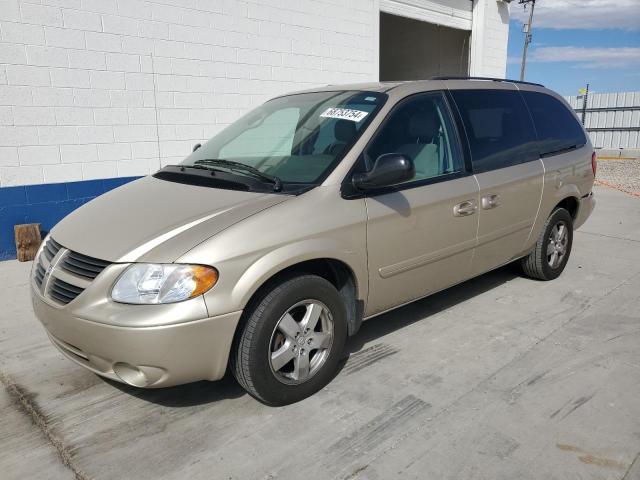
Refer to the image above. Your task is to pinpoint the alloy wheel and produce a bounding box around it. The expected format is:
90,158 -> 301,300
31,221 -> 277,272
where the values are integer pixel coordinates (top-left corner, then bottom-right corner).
547,221 -> 568,268
268,300 -> 334,385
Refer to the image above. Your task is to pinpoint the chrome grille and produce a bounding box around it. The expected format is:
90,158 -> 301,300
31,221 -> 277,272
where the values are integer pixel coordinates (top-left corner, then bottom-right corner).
60,250 -> 110,280
34,261 -> 46,287
42,237 -> 62,262
49,277 -> 85,305
34,237 -> 111,306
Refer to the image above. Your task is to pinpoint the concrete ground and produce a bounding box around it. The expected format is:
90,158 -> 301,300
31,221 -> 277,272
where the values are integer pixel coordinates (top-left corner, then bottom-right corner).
1,185 -> 639,480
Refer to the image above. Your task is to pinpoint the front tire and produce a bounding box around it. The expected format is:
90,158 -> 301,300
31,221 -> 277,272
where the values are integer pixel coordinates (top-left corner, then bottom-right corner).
521,207 -> 573,280
230,274 -> 347,406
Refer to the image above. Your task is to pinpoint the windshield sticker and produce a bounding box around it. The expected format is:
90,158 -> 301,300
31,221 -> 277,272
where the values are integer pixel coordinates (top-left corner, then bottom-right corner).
320,108 -> 369,122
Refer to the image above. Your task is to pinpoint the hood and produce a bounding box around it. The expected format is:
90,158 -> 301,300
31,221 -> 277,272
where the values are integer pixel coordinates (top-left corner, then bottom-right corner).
51,176 -> 290,262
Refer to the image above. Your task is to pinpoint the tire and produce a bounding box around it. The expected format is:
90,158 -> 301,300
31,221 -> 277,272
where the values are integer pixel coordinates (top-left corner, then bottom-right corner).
521,207 -> 573,281
230,274 -> 347,406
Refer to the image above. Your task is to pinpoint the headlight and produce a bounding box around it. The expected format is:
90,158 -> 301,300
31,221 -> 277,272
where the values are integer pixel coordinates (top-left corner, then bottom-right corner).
111,264 -> 218,304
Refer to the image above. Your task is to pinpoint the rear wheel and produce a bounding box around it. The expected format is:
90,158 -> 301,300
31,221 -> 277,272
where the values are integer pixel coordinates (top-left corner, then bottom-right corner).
231,274 -> 347,406
521,207 -> 573,280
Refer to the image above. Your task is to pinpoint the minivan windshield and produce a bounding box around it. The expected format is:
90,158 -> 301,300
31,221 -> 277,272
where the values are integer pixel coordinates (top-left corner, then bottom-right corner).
180,90 -> 386,189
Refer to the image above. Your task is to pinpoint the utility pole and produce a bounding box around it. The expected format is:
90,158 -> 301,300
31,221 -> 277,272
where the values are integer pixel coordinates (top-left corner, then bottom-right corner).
581,83 -> 590,125
519,0 -> 536,81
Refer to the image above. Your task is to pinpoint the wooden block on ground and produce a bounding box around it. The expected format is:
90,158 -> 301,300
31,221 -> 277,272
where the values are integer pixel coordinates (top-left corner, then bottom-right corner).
14,224 -> 42,262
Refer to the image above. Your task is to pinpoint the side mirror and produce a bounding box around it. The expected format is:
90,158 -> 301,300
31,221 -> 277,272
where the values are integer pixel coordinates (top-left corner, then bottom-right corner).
352,153 -> 415,190
192,143 -> 202,152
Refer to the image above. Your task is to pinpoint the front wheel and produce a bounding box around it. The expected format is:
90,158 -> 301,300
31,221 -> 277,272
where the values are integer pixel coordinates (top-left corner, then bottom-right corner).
230,274 -> 347,406
521,207 -> 573,281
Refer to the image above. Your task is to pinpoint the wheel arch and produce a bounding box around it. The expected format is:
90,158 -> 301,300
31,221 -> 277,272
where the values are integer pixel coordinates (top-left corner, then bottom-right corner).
231,243 -> 365,337
523,187 -> 581,255
553,195 -> 579,220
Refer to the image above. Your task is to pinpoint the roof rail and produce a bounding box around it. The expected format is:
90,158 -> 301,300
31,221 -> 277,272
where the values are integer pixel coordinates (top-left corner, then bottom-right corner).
431,76 -> 544,87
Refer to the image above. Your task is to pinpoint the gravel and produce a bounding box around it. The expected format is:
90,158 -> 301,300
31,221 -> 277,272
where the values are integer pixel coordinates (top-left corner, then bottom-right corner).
596,159 -> 640,194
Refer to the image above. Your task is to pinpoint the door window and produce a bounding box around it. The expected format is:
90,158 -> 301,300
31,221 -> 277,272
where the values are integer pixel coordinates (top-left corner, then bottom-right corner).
520,91 -> 587,157
451,89 -> 538,173
364,93 -> 463,184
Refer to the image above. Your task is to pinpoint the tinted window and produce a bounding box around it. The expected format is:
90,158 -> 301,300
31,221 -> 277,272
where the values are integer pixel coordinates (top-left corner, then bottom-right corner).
521,91 -> 587,157
451,89 -> 538,173
364,93 -> 464,184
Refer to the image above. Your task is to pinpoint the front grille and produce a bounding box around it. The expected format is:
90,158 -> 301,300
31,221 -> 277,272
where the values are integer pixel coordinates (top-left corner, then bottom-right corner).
34,262 -> 46,287
49,277 -> 85,305
35,237 -> 112,306
42,237 -> 62,262
60,250 -> 110,280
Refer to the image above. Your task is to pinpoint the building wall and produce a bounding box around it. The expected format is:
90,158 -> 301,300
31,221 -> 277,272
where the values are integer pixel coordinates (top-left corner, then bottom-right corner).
469,0 -> 509,78
0,0 -> 378,190
565,91 -> 640,150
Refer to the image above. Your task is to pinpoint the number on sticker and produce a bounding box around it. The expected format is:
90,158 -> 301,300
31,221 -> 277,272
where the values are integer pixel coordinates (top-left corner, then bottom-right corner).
320,108 -> 369,122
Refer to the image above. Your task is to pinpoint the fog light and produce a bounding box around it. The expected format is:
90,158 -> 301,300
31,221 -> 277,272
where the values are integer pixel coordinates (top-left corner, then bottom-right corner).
113,362 -> 149,387
112,363 -> 166,387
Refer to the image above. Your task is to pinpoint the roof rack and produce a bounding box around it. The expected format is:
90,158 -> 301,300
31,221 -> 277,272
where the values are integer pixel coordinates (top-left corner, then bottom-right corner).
431,76 -> 544,87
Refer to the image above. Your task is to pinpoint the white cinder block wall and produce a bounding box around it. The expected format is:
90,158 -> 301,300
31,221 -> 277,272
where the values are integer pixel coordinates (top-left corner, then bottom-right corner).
470,0 -> 509,78
0,0 -> 378,188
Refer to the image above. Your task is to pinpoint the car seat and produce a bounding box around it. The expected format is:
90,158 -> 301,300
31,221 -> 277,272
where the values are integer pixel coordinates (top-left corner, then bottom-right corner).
397,111 -> 441,179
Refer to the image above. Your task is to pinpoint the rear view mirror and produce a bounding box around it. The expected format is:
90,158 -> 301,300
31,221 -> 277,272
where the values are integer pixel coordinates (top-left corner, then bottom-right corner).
352,153 -> 415,190
192,143 -> 201,152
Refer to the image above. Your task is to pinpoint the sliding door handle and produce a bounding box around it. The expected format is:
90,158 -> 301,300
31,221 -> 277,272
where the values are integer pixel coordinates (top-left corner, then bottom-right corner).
481,194 -> 501,209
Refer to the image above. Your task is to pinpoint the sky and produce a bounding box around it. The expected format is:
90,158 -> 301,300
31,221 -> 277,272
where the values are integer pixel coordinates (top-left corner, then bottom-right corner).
506,0 -> 640,96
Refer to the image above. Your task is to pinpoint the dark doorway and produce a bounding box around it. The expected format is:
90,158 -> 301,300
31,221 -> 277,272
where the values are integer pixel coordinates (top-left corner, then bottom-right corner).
379,12 -> 470,81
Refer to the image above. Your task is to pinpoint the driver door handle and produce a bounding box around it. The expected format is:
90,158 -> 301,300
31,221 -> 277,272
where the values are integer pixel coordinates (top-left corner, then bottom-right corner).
453,199 -> 477,217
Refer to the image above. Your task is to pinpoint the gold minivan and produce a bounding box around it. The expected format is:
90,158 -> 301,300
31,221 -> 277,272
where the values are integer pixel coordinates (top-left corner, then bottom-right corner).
31,78 -> 595,405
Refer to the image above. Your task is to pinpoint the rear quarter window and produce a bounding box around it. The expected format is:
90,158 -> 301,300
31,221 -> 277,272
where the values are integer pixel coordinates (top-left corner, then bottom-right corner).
520,91 -> 587,157
451,89 -> 539,174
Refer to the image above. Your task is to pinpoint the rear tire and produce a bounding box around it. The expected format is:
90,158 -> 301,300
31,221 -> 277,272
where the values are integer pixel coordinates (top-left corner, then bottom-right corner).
521,207 -> 573,281
230,274 -> 347,406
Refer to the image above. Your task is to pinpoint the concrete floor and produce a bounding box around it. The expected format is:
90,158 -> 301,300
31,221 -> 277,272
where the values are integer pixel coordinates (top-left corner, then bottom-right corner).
1,185 -> 639,480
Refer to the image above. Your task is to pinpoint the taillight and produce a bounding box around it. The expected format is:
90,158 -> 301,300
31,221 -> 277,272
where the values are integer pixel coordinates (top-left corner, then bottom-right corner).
591,151 -> 597,177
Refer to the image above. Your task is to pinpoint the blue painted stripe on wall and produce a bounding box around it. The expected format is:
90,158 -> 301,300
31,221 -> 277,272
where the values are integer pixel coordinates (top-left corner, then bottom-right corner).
0,176 -> 142,260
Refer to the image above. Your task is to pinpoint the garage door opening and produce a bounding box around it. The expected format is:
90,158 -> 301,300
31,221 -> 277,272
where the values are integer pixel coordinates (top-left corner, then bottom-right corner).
380,12 -> 470,81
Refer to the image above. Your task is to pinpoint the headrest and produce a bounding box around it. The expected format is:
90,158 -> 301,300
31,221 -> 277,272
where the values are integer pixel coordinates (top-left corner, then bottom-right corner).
334,119 -> 357,142
408,111 -> 439,139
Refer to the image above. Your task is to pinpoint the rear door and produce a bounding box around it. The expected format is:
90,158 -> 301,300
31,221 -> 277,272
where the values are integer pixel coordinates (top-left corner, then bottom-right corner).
520,90 -> 593,233
449,88 -> 544,276
357,92 -> 479,317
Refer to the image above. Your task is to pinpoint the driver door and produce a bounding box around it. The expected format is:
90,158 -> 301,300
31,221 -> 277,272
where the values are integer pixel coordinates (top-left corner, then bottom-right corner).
360,92 -> 479,316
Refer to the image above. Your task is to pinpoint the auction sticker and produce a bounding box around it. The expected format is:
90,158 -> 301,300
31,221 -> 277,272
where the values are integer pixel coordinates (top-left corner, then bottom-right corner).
320,107 -> 369,122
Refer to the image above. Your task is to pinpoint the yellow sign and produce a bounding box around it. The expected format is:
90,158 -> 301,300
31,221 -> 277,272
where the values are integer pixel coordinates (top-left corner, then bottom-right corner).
578,88 -> 587,94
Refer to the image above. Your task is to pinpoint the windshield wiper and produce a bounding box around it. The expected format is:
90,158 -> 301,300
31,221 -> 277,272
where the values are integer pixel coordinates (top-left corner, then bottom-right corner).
194,158 -> 283,192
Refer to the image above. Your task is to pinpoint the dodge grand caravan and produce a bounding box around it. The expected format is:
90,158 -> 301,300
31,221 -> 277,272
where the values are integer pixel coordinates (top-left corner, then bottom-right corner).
31,78 -> 595,405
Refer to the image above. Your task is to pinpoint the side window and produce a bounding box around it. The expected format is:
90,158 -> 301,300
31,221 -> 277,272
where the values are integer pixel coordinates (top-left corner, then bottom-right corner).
365,93 -> 463,183
451,89 -> 538,173
521,91 -> 587,156
219,107 -> 299,158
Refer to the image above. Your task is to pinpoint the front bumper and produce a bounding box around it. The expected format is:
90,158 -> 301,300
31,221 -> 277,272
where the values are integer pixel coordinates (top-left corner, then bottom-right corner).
31,285 -> 242,388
